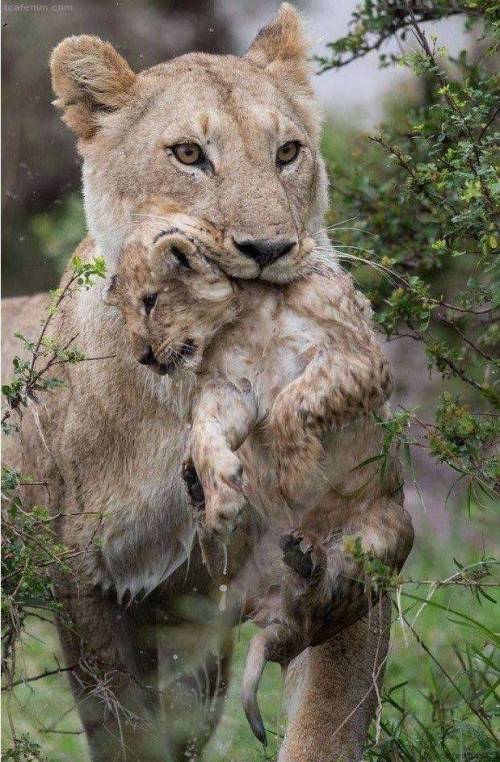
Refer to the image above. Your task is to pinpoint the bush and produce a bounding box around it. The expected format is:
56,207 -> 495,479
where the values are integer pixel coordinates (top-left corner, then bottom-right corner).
318,2 -> 499,758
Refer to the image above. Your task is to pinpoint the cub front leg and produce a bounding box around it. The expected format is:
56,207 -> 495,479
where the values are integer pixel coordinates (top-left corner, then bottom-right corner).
189,377 -> 258,534
270,344 -> 392,506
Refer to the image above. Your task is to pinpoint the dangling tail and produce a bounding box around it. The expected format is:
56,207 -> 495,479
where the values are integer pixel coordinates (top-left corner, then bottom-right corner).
241,630 -> 269,745
241,624 -> 302,746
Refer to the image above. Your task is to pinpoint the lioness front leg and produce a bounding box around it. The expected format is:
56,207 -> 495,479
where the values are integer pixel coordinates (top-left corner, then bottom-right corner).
55,571 -> 163,762
189,377 -> 258,534
279,599 -> 391,762
270,344 -> 392,507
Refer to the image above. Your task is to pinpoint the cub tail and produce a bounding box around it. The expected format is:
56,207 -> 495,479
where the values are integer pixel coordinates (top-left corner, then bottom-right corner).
241,623 -> 302,746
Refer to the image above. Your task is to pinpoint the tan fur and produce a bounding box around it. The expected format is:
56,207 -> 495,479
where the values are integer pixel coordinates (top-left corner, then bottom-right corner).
2,6 -> 412,760
108,204 -> 413,742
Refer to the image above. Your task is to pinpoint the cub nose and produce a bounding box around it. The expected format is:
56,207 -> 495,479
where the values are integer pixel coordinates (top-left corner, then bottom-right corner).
233,237 -> 296,267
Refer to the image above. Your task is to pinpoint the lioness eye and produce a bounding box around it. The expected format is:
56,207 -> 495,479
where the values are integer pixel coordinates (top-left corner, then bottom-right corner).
172,143 -> 203,165
143,293 -> 158,315
276,141 -> 300,166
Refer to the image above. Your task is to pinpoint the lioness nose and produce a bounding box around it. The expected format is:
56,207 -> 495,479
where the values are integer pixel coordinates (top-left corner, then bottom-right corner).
233,237 -> 296,267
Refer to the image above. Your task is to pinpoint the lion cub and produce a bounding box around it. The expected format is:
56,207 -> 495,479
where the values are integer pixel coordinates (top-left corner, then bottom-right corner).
105,202 -> 414,744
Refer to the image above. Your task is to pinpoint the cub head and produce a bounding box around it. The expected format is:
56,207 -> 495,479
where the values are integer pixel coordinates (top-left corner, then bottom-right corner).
104,200 -> 239,375
50,3 -> 325,284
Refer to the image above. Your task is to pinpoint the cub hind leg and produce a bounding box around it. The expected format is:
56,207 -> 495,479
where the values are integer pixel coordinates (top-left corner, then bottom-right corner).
279,495 -> 413,645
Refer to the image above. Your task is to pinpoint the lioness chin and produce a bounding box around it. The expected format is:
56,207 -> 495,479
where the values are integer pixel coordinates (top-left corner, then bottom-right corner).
2,4 -> 410,761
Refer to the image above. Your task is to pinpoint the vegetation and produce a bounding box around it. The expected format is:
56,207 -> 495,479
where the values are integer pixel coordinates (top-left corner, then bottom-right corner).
318,1 -> 499,759
320,1 -> 499,491
1,1 -> 498,760
2,258 -> 107,759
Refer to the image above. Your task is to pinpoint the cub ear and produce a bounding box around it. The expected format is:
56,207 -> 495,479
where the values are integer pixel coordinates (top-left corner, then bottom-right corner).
245,3 -> 312,94
50,35 -> 135,139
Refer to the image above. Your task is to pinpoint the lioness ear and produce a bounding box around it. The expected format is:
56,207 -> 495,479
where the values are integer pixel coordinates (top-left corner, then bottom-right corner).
245,3 -> 312,94
50,35 -> 135,139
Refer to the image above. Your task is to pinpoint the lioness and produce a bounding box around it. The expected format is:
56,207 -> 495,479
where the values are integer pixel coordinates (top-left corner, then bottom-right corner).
2,5 -> 411,761
105,203 -> 413,744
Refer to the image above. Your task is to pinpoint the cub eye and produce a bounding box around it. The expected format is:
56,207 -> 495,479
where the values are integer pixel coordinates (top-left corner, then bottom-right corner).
143,293 -> 158,315
276,141 -> 301,166
172,143 -> 203,165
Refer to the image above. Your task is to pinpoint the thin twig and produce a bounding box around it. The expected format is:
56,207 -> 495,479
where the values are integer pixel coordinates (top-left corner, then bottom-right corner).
3,663 -> 77,690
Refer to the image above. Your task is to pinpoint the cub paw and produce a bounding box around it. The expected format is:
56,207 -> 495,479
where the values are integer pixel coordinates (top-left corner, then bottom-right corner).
280,531 -> 326,580
205,457 -> 247,535
187,451 -> 247,536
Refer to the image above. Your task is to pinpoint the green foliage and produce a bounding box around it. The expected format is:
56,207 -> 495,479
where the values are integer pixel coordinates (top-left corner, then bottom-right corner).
1,256 -> 106,432
343,534 -> 397,594
321,2 -> 499,494
319,2 -> 499,758
315,0 -> 499,71
1,258 -> 106,757
1,734 -> 50,761
1,465 -> 68,621
431,391 -> 498,483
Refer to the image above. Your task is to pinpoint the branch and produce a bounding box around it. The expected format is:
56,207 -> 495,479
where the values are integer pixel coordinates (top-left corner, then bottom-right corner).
317,5 -> 474,72
2,663 -> 77,690
436,299 -> 493,316
28,274 -> 79,377
437,314 -> 496,362
478,103 -> 500,143
405,0 -> 496,211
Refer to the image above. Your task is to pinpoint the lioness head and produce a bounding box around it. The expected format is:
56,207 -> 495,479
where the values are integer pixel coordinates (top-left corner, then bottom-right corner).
104,199 -> 239,374
50,3 -> 328,284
